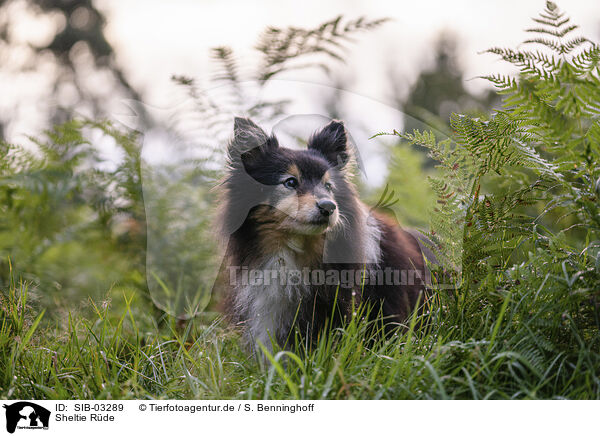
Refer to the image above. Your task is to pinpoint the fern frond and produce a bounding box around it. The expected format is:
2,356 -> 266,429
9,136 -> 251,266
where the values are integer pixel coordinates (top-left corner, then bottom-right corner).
531,16 -> 570,28
255,16 -> 388,82
525,25 -> 578,39
560,37 -> 592,54
481,74 -> 518,91
523,37 -> 562,52
211,46 -> 241,86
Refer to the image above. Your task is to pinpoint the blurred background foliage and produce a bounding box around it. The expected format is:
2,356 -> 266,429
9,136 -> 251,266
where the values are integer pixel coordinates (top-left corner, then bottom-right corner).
0,0 -> 149,137
0,120 -> 146,312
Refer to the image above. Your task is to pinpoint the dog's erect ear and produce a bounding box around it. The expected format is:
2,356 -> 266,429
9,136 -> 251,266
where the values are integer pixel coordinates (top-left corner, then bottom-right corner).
308,120 -> 350,167
233,117 -> 261,136
229,117 -> 278,158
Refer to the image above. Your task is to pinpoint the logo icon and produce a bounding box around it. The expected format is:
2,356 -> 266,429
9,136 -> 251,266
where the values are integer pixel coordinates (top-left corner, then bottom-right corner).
2,402 -> 50,434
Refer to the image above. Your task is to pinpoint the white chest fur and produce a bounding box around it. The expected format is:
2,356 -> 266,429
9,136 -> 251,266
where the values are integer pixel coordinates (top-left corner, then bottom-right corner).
233,249 -> 310,352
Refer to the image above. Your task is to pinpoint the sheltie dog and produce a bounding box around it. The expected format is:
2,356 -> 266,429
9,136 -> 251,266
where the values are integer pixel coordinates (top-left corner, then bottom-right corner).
215,117 -> 432,352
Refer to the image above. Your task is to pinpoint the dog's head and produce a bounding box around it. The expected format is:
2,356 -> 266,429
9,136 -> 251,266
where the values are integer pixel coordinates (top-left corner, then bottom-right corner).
223,117 -> 355,236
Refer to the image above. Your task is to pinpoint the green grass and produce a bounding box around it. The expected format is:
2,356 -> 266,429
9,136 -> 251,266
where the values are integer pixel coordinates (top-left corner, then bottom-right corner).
2,269 -> 599,400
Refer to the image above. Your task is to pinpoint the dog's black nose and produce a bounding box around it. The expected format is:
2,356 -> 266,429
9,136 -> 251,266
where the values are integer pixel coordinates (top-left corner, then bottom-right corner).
316,199 -> 336,216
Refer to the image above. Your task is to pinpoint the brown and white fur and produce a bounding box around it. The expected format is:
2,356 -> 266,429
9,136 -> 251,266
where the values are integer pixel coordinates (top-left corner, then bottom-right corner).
214,117 -> 431,353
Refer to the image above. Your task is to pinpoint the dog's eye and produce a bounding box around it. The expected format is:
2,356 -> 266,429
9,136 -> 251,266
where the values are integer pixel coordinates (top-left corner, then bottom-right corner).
283,177 -> 298,189
324,182 -> 333,192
